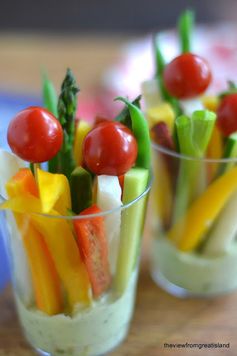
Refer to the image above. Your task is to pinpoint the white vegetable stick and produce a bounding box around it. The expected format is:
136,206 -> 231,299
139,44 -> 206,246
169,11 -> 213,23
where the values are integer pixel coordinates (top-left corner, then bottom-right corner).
180,98 -> 203,117
0,149 -> 25,198
5,212 -> 34,305
96,175 -> 122,274
204,190 -> 237,256
141,79 -> 162,109
0,149 -> 33,304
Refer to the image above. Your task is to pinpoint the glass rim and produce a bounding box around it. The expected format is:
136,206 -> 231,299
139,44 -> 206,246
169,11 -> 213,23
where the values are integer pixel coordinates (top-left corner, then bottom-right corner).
0,174 -> 152,220
152,142 -> 237,163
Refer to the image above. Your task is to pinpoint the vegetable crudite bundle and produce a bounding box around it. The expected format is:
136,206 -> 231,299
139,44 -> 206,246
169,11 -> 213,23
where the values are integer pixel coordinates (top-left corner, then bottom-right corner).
144,10 -> 237,297
0,69 -> 151,356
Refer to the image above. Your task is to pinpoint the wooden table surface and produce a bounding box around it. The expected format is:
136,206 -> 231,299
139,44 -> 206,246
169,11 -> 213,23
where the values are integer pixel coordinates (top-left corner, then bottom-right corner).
0,34 -> 237,356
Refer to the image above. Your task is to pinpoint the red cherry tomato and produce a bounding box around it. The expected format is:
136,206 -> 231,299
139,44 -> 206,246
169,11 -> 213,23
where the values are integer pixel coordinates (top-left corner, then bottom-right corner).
217,93 -> 237,136
83,121 -> 137,176
7,106 -> 63,163
163,53 -> 212,99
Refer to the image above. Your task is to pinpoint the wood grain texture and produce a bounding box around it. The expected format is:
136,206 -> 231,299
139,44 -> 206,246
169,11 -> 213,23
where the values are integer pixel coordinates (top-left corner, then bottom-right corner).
0,35 -> 237,356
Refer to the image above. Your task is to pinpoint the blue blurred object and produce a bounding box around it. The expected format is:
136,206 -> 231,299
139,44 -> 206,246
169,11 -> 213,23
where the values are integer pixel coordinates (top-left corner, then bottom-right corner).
0,91 -> 41,290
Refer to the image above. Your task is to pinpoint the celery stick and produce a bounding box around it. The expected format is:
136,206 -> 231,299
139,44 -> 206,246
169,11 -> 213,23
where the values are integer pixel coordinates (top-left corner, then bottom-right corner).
218,132 -> 237,175
115,168 -> 149,294
172,110 -> 216,223
178,9 -> 194,53
203,190 -> 237,256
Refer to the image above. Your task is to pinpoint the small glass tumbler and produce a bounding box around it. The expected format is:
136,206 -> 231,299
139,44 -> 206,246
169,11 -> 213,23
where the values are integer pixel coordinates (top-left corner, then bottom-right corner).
150,143 -> 237,298
0,180 -> 150,356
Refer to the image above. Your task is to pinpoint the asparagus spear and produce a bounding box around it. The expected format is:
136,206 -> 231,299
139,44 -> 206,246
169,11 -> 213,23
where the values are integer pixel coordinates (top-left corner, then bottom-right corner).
172,110 -> 216,223
48,69 -> 79,178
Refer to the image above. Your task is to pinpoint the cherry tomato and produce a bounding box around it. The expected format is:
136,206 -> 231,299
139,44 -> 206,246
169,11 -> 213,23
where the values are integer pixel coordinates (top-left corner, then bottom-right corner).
163,53 -> 212,99
7,106 -> 63,163
83,121 -> 137,175
217,93 -> 237,136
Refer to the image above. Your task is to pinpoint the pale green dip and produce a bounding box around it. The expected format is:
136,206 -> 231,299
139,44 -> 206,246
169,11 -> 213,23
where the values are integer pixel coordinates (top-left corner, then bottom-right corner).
151,237 -> 237,296
16,272 -> 137,356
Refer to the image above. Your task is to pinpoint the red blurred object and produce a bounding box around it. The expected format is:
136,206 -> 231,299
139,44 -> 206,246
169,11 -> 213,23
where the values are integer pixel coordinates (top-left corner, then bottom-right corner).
76,89 -> 119,124
94,115 -> 112,126
162,53 -> 212,99
217,93 -> 237,136
152,121 -> 178,187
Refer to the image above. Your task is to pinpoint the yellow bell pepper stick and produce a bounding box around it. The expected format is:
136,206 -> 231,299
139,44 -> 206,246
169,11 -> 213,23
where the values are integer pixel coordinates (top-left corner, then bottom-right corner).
6,168 -> 63,315
23,225 -> 63,315
1,194 -> 91,308
202,95 -> 220,112
206,125 -> 223,180
147,103 -> 175,131
168,166 -> 237,251
37,168 -> 71,215
74,120 -> 92,166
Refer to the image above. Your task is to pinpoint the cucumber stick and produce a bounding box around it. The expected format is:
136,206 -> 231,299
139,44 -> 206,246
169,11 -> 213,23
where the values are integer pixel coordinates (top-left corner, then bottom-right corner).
115,167 -> 149,294
70,167 -> 92,214
96,175 -> 122,274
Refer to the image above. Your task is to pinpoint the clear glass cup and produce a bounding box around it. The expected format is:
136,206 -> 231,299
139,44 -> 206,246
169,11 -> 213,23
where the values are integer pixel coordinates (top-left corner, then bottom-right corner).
150,143 -> 237,298
0,179 -> 151,356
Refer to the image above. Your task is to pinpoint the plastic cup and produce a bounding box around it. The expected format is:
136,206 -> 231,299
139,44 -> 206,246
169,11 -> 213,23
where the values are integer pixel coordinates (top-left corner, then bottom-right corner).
150,143 -> 237,298
0,179 -> 151,356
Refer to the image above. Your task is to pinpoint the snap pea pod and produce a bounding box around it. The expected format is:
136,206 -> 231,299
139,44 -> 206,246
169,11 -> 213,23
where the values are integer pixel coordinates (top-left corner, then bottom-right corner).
115,95 -> 141,130
42,73 -> 59,173
115,97 -> 151,169
178,9 -> 194,53
42,72 -> 58,117
153,35 -> 181,116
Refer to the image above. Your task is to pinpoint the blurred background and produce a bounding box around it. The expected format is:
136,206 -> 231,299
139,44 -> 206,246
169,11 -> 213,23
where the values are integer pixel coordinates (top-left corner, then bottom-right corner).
0,0 -> 236,33
1,0 -> 237,292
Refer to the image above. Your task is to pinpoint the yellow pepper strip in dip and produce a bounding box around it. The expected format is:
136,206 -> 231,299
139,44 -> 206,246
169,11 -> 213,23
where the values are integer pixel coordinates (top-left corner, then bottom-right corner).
6,168 -> 63,315
168,166 -> 237,251
74,120 -> 92,166
37,168 -> 71,215
1,194 -> 91,309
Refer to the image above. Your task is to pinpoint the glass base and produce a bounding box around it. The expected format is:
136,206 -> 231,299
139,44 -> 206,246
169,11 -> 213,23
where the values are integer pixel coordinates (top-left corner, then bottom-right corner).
151,268 -> 193,298
34,323 -> 129,356
150,268 -> 233,299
